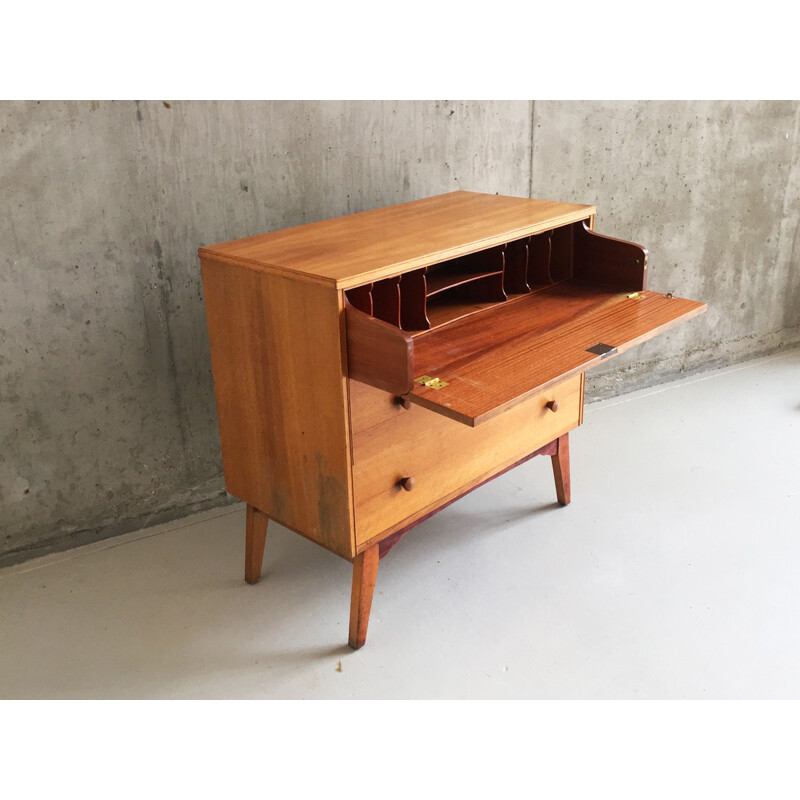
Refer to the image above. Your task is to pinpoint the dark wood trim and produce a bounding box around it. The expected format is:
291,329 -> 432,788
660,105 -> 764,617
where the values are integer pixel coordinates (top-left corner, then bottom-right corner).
573,220 -> 648,290
551,433 -> 571,506
345,302 -> 414,396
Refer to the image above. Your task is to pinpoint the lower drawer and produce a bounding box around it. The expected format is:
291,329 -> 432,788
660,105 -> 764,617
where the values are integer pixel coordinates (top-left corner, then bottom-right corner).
350,372 -> 584,547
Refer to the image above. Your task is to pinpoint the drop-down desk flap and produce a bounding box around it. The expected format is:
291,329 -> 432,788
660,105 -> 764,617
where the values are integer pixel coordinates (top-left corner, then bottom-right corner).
407,283 -> 705,425
346,282 -> 705,426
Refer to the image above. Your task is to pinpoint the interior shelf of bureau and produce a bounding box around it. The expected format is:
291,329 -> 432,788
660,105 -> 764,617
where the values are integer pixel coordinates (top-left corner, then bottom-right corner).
345,219 -> 646,334
424,258 -> 502,296
344,219 -> 707,426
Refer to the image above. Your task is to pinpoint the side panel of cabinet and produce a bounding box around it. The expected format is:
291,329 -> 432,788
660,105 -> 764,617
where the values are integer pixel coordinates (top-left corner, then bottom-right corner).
201,258 -> 355,558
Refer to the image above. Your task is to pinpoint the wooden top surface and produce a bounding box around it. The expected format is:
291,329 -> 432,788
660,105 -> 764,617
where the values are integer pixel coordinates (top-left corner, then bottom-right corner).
199,191 -> 595,289
410,284 -> 707,425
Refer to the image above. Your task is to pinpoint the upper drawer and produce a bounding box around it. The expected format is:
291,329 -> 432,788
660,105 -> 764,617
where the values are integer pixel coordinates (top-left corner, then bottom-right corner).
345,221 -> 706,426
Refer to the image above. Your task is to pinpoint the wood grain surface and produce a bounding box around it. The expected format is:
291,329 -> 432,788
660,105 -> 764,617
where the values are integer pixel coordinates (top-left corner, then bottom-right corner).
348,544 -> 379,649
245,504 -> 269,584
409,285 -> 706,425
573,221 -> 648,290
345,304 -> 415,396
551,434 -> 570,506
199,192 -> 594,289
201,257 -> 355,558
350,374 -> 583,545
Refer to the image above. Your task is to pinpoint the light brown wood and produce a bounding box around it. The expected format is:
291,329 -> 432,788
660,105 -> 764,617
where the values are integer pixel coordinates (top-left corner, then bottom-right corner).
348,544 -> 379,649
357,437 -> 562,555
201,257 -> 355,558
245,505 -> 269,584
200,191 -> 706,649
350,374 -> 583,546
199,192 -> 594,290
551,434 -> 571,506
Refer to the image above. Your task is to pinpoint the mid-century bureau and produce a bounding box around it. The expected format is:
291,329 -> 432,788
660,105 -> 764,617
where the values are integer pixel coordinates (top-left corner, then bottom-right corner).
200,191 -> 706,649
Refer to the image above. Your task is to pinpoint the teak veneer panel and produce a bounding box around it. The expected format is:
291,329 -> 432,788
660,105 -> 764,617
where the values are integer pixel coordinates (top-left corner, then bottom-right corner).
199,192 -> 595,290
201,257 -> 355,558
351,374 -> 583,546
409,285 -> 706,425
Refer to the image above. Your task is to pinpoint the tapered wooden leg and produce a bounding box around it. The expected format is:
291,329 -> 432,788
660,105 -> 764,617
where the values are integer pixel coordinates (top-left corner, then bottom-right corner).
245,504 -> 269,584
348,544 -> 380,650
551,433 -> 571,506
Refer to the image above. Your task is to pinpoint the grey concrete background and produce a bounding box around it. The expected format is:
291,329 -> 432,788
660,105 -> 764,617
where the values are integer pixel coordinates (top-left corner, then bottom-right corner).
1,100 -> 798,566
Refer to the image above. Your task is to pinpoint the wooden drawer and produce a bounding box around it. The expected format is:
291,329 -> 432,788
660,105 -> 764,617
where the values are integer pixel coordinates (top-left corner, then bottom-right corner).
350,372 -> 584,547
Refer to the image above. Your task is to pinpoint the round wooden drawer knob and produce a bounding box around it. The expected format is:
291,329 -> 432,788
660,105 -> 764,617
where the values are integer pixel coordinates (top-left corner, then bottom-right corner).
399,476 -> 415,492
545,399 -> 559,413
395,396 -> 412,410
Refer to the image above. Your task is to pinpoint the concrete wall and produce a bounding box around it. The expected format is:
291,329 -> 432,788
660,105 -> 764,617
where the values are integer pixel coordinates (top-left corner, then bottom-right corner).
532,101 -> 800,397
1,100 -> 798,566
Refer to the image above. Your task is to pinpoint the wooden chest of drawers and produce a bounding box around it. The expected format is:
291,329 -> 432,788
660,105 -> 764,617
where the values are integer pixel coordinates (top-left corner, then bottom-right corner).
200,191 -> 706,648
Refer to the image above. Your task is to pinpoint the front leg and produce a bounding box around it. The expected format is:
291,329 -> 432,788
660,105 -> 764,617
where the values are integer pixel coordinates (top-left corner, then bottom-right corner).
551,433 -> 571,506
348,544 -> 380,649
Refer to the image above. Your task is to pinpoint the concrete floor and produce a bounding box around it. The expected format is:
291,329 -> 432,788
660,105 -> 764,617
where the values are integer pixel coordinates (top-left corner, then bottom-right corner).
2,349 -> 799,699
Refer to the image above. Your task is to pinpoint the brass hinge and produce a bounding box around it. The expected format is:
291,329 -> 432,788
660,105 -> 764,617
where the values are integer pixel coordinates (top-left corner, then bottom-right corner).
626,292 -> 645,300
415,375 -> 449,390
